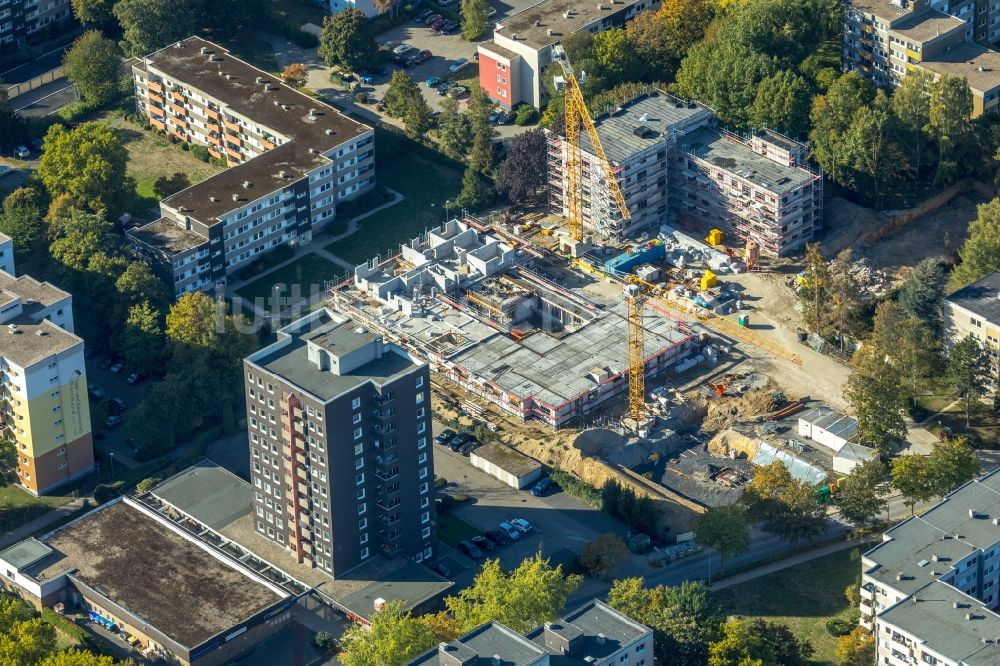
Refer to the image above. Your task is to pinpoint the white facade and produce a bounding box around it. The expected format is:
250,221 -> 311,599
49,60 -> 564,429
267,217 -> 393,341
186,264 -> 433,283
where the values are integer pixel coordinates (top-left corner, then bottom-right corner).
326,0 -> 378,17
469,445 -> 542,490
797,406 -> 857,453
0,234 -> 12,275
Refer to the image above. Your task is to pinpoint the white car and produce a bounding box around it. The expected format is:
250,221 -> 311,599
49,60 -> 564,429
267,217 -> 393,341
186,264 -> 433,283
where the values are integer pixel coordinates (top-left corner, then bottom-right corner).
510,518 -> 532,533
392,44 -> 414,56
13,146 -> 29,159
498,522 -> 521,540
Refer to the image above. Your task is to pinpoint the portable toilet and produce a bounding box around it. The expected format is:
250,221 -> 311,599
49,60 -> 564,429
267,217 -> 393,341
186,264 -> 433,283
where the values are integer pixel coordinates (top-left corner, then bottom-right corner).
737,314 -> 749,327
700,269 -> 717,291
706,228 -> 724,246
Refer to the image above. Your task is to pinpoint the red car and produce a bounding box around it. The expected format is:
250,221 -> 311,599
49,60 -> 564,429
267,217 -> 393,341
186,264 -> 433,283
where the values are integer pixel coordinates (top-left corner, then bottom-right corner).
424,13 -> 442,25
412,49 -> 432,64
430,18 -> 447,31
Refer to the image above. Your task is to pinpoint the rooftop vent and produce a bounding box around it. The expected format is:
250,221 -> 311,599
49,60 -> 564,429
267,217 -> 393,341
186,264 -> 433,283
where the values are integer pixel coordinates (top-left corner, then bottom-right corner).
7,324 -> 18,334
274,100 -> 281,106
596,633 -> 606,645
173,41 -> 183,48
209,196 -> 218,202
177,205 -> 187,212
534,19 -> 541,26
511,32 -> 518,39
232,193 -> 241,202
955,602 -> 961,609
256,76 -> 265,84
242,180 -> 252,189
199,46 -> 209,54
917,559 -> 929,567
278,170 -> 289,179
308,108 -> 319,119
967,613 -> 974,621
35,329 -> 47,337
218,70 -> 225,76
932,554 -> 940,561
547,28 -> 554,35
225,74 -> 234,80
309,148 -> 318,154
491,657 -> 501,666
896,572 -> 904,581
325,129 -> 335,136
971,509 -> 979,518
562,9 -> 574,17
597,2 -> 606,8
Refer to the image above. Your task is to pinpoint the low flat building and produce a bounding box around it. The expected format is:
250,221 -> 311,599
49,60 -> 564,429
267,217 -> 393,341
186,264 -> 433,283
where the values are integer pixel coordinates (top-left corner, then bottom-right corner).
798,406 -> 859,453
943,270 -> 1000,363
0,497 -> 294,666
469,441 -> 543,489
407,599 -> 654,666
860,468 -> 1000,665
127,36 -> 374,299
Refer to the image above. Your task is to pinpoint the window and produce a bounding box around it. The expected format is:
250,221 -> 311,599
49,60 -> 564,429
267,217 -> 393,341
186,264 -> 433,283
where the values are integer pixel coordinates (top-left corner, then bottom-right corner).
420,482 -> 429,494
354,427 -> 363,440
353,413 -> 362,424
419,466 -> 428,479
355,442 -> 364,456
352,397 -> 362,409
361,547 -> 370,559
356,473 -> 365,485
422,527 -> 431,539
358,502 -> 367,515
418,452 -> 427,464
359,517 -> 368,530
418,437 -> 427,450
422,511 -> 430,524
415,376 -> 424,389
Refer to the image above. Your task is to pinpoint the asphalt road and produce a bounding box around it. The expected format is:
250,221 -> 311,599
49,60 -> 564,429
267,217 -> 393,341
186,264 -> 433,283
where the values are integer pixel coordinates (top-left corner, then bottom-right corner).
12,77 -> 75,118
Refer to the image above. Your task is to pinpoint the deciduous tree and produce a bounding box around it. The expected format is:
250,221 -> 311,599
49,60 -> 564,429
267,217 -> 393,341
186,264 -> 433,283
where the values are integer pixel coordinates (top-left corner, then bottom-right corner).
437,97 -> 472,161
38,122 -> 128,214
835,625 -> 875,666
581,533 -> 629,578
869,301 -> 939,406
834,458 -> 888,526
496,129 -> 546,205
281,63 -> 309,89
741,461 -> 826,543
626,0 -> 713,79
460,0 -> 489,40
63,31 -> 122,107
748,69 -> 811,137
70,0 -> 117,30
952,199 -> 1000,289
115,261 -> 170,312
947,334 -> 992,426
0,617 -> 56,665
119,301 -> 164,376
0,186 -> 43,254
113,0 -> 200,56
0,439 -> 16,485
928,74 -> 973,185
891,454 -> 935,514
383,71 -> 421,118
845,89 -> 906,206
338,600 -> 441,666
675,41 -> 778,128
799,242 -> 832,335
827,248 -> 864,350
318,9 -> 377,73
844,345 -> 908,456
809,73 -> 876,187
891,68 -> 933,182
708,618 -> 813,666
694,504 -> 750,572
928,436 -> 980,496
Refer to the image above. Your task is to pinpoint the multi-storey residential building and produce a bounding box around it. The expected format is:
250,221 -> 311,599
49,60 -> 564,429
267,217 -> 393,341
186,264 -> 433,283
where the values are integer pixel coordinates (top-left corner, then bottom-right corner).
843,0 -> 1000,116
0,259 -> 93,495
127,37 -> 375,299
0,0 -> 74,52
407,599 -> 654,665
546,90 -> 823,254
478,0 -> 661,109
943,270 -> 1000,367
0,233 -> 12,275
323,0 -> 378,17
860,468 -> 1000,665
243,308 -> 435,577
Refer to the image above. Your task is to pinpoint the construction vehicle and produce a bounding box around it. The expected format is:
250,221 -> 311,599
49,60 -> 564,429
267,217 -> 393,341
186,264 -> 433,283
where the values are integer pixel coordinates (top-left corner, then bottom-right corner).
551,45 -> 630,244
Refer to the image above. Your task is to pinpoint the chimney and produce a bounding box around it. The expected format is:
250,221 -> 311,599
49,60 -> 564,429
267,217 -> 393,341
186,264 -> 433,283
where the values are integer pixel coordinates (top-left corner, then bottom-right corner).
596,633 -> 606,645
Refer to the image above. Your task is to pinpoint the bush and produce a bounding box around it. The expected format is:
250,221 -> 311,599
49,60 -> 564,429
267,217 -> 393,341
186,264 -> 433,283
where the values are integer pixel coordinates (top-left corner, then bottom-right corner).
56,100 -> 94,123
514,105 -> 538,126
135,477 -> 161,493
549,468 -> 601,508
190,145 -> 209,162
93,482 -> 124,504
826,617 -> 855,637
355,92 -> 368,104
313,631 -> 335,650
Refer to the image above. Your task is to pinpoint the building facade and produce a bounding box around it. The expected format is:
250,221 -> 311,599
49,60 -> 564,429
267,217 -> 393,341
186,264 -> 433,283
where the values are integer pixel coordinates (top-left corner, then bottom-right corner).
0,0 -> 74,52
127,37 -> 375,299
546,90 -> 823,254
323,0 -> 378,17
943,270 -> 1000,368
843,0 -> 1000,116
860,469 -> 1000,665
244,308 -> 435,577
0,232 -> 12,275
0,257 -> 93,496
478,0 -> 661,109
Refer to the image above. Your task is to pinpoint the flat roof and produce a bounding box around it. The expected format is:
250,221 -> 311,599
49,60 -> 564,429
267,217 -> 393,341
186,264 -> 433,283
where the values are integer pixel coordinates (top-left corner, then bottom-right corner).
27,500 -> 284,648
922,42 -> 1000,93
946,271 -> 1000,323
849,0 -> 913,19
582,90 -> 712,164
302,318 -> 379,357
496,0 -> 648,49
0,317 -> 82,368
333,558 -> 452,621
679,126 -> 815,194
150,460 -> 251,531
471,441 -> 541,477
127,217 -> 207,255
799,405 -> 859,440
249,310 -> 419,403
409,622 -> 547,666
478,40 -> 521,62
0,538 -> 51,570
528,600 -> 651,666
890,9 -> 965,42
138,37 -> 371,226
0,271 -> 69,311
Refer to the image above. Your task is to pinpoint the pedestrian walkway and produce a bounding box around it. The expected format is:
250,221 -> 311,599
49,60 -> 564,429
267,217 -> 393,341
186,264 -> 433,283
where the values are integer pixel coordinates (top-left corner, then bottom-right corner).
0,497 -> 87,550
709,537 -> 867,592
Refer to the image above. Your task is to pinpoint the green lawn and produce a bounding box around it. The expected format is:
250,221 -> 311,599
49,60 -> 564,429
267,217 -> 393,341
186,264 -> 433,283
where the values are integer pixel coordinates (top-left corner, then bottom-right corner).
713,546 -> 865,665
324,131 -> 463,266
436,513 -> 481,548
0,484 -> 73,534
235,253 -> 347,310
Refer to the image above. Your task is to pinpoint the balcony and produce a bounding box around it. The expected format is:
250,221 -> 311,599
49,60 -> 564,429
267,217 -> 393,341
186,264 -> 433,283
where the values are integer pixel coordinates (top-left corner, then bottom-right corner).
207,107 -> 220,120
149,117 -> 166,131
148,80 -> 164,93
226,146 -> 242,160
170,103 -> 185,117
375,468 -> 399,482
906,48 -> 921,62
376,497 -> 401,511
148,91 -> 164,106
224,120 -> 241,133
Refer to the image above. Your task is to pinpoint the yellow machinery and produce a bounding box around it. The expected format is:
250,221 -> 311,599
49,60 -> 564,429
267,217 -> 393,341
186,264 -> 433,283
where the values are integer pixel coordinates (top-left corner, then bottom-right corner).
705,228 -> 724,246
552,46 -> 630,243
623,282 -> 646,422
700,270 -> 717,291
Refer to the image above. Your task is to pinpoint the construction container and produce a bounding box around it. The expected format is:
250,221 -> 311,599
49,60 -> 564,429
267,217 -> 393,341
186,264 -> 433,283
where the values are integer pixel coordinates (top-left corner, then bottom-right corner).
700,270 -> 717,291
737,314 -> 749,327
705,228 -> 724,246
636,264 -> 660,282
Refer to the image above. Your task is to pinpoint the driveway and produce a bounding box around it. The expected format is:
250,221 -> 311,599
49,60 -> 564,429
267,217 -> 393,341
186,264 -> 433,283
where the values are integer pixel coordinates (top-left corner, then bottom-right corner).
12,78 -> 75,118
86,354 -> 155,472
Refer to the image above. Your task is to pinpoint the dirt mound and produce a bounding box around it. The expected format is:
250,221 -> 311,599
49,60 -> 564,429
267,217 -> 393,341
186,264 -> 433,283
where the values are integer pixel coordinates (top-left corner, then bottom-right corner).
706,428 -> 760,459
574,428 -> 627,457
696,385 -> 776,434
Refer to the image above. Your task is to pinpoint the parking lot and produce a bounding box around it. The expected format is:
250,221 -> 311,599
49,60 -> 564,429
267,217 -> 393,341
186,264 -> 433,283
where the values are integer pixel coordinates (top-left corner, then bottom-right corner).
85,354 -> 155,471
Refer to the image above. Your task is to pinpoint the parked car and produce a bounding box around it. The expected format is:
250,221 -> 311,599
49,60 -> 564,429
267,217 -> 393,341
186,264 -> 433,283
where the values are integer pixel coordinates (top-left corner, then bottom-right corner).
99,357 -> 113,370
416,8 -> 434,20
108,397 -> 127,414
440,21 -> 459,34
488,6 -> 497,15
447,85 -> 468,99
126,372 -> 142,385
430,110 -> 442,125
412,49 -> 432,64
29,138 -> 43,152
425,76 -> 444,88
105,414 -> 125,429
471,535 -> 495,552
434,562 -> 452,578
437,0 -> 454,6
436,81 -> 456,96
449,57 -> 468,73
458,540 -> 483,559
424,12 -> 443,25
530,477 -> 551,497
435,428 -> 457,445
109,360 -> 124,374
495,111 -> 512,125
448,432 -> 473,452
488,109 -> 502,123
87,384 -> 105,401
392,43 -> 414,56
485,529 -> 509,546
510,518 -> 533,533
430,18 -> 448,31
13,146 -> 29,159
458,438 -> 480,456
358,71 -> 376,84
498,521 -> 521,540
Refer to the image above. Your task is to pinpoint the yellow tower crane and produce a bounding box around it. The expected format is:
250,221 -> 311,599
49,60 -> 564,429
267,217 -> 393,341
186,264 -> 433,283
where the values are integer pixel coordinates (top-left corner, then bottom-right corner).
552,45 -> 630,243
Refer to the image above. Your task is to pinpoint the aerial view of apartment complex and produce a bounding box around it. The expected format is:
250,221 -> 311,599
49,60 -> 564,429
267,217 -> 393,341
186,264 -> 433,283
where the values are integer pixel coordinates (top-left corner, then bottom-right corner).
546,90 -> 823,253
244,308 -> 437,574
843,0 -> 1000,115
478,0 -> 661,109
0,245 -> 93,496
0,0 -> 73,51
126,36 -> 375,298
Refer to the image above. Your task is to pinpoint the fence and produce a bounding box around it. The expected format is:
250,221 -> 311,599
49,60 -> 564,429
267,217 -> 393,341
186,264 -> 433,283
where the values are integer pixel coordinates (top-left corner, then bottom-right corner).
860,179 -> 996,246
6,66 -> 64,99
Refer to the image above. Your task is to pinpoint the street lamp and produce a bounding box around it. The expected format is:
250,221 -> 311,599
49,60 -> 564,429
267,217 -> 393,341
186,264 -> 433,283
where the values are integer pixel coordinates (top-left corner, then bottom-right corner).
445,199 -> 453,221
108,452 -> 115,480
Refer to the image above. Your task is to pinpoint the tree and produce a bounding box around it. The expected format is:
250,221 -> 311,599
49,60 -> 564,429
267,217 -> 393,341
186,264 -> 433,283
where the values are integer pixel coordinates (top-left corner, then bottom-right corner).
827,248 -> 864,351
708,618 -> 813,666
608,578 -> 724,666
845,89 -> 905,206
71,0 -> 117,30
372,0 -> 399,16
625,0 -> 713,79
0,187 -> 43,253
496,129 -> 547,205
338,601 -> 441,666
581,533 -> 629,577
281,63 -> 309,89
437,97 -> 472,161
115,261 -> 170,312
928,436 -> 980,496
748,70 -> 811,137
135,476 -> 161,493
675,41 -> 778,128
809,73 -> 876,187
383,71 -> 421,118
113,0 -> 200,56
48,209 -> 117,273
165,290 -> 221,351
898,257 -> 949,330
468,132 -> 494,174
455,166 -> 491,209
928,74 -> 972,185
869,301 -> 939,406
63,31 -> 122,107
844,345 -> 908,456
592,28 -> 645,86
694,504 -> 750,572
947,334 -> 992,426
741,461 -> 826,544
0,597 -> 35,632
38,650 -> 119,666
891,68 -> 933,182
153,171 -> 191,199
891,454 -> 936,514
835,626 -> 875,666
834,458 -> 888,526
0,438 -> 16,485
0,617 -> 57,665
318,9 -> 377,72
445,554 -> 581,634
38,122 -> 128,214
403,92 -> 433,140
799,243 -> 832,335
119,301 -> 164,376
952,199 -> 1000,289
460,0 -> 489,40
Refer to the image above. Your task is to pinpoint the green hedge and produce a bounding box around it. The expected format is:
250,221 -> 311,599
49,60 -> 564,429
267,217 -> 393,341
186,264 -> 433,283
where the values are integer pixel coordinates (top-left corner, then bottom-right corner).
549,468 -> 601,508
